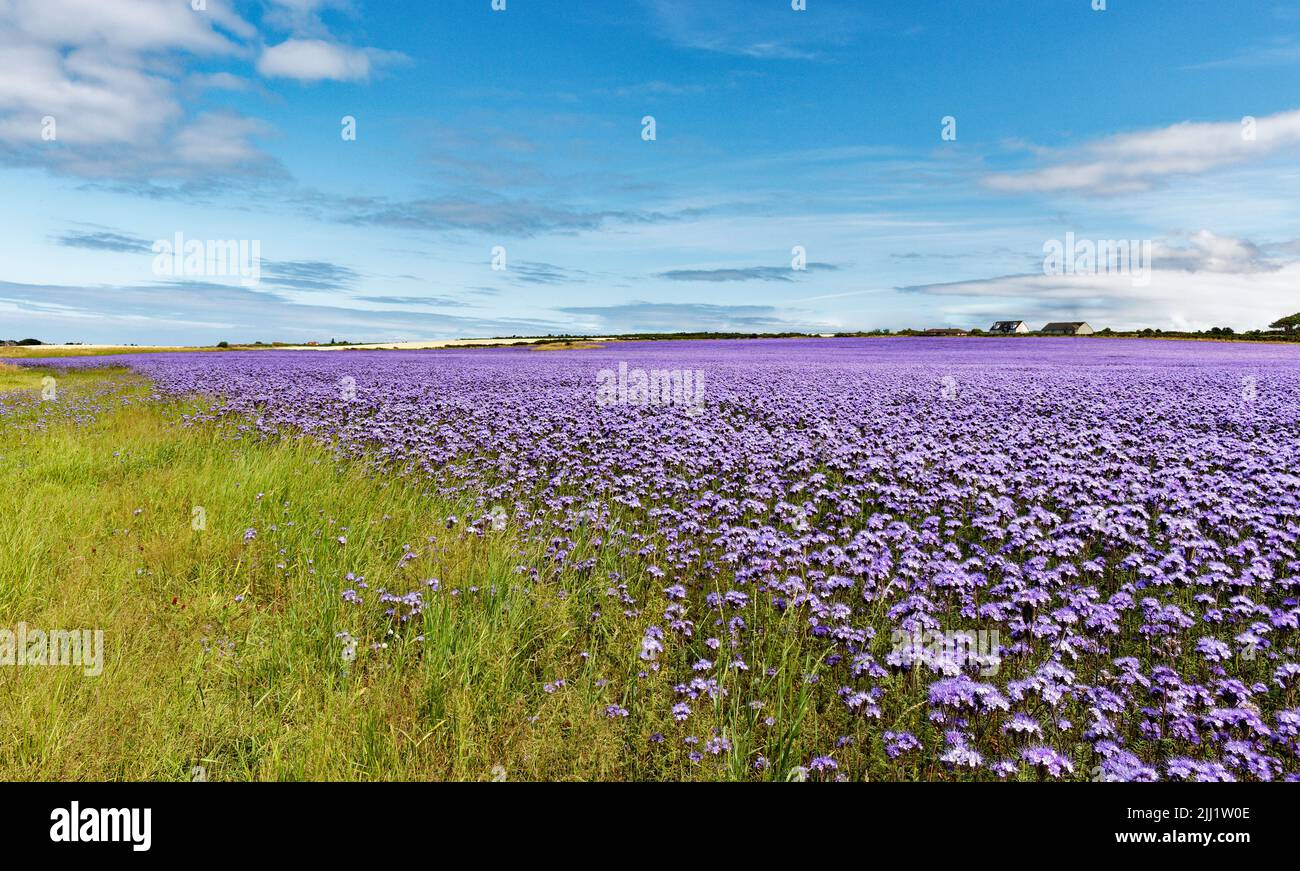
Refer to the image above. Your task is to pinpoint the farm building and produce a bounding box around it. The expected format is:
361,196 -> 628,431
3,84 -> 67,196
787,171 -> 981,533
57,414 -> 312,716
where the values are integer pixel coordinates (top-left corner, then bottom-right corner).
922,328 -> 969,337
989,320 -> 1029,334
1040,322 -> 1095,335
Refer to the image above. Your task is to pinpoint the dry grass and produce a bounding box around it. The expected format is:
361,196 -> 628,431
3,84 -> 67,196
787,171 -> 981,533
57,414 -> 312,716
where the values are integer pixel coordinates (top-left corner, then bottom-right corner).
526,340 -> 608,351
0,346 -> 200,360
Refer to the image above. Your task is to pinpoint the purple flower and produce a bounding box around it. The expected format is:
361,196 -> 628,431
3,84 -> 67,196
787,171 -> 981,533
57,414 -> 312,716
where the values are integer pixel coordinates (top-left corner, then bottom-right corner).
884,731 -> 921,759
928,675 -> 1010,714
1196,637 -> 1232,663
1002,713 -> 1043,739
808,755 -> 837,773
1021,746 -> 1074,779
1167,758 -> 1237,782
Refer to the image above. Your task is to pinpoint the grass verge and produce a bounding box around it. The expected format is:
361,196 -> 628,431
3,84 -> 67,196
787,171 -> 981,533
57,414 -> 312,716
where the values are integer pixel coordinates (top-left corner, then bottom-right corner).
0,368 -> 638,780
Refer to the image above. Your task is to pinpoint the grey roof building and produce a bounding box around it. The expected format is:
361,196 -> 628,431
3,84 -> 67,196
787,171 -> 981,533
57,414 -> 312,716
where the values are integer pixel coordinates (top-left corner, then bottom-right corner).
1040,322 -> 1095,335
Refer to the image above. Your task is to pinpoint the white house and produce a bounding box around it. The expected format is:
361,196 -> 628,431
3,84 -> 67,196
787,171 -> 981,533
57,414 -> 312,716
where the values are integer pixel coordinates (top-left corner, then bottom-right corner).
989,320 -> 1029,334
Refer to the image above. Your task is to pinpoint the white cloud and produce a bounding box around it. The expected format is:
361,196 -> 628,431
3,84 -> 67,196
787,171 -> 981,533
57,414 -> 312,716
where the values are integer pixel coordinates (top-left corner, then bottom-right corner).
0,0 -> 398,180
1152,230 -> 1278,274
0,0 -> 268,176
256,38 -> 375,83
985,109 -> 1300,194
254,1 -> 406,84
261,0 -> 355,35
0,43 -> 180,146
0,0 -> 249,54
903,231 -> 1298,331
172,111 -> 275,168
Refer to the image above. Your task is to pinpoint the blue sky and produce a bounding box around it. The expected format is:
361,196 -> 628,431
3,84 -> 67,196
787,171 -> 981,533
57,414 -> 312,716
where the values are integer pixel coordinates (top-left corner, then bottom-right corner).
3,0 -> 1300,343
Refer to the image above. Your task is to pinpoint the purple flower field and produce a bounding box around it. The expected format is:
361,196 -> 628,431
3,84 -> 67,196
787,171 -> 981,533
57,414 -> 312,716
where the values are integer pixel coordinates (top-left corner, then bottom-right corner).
29,337 -> 1300,780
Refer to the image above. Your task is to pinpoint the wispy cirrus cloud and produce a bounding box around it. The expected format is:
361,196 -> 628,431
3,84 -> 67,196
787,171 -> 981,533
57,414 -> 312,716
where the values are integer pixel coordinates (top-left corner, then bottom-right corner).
641,0 -> 867,59
293,189 -> 678,237
555,300 -> 831,333
0,278 -> 564,344
355,295 -> 474,308
1189,37 -> 1300,69
49,226 -> 366,289
658,263 -> 838,282
54,227 -> 153,254
260,259 -> 361,292
508,261 -> 592,285
984,108 -> 1300,195
261,0 -> 354,33
51,230 -> 369,293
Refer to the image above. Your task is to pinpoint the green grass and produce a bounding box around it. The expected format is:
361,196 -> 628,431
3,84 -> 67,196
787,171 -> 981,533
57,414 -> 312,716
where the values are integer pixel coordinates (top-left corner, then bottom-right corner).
0,362 -> 49,391
0,369 -> 639,780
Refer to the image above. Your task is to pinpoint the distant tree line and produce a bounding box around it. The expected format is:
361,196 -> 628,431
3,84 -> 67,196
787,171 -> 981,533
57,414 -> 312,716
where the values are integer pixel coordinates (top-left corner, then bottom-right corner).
20,313 -> 1300,349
